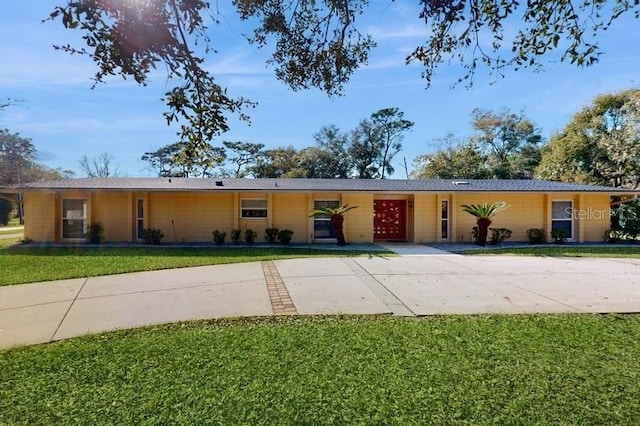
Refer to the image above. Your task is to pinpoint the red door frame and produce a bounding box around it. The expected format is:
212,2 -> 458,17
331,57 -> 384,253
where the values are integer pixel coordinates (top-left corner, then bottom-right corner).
373,199 -> 407,241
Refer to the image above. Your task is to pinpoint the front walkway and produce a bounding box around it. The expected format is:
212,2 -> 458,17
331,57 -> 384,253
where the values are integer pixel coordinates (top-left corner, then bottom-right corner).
2,253 -> 640,350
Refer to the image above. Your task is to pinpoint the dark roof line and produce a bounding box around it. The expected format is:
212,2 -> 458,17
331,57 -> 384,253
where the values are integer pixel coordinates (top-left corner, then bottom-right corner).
6,177 -> 637,193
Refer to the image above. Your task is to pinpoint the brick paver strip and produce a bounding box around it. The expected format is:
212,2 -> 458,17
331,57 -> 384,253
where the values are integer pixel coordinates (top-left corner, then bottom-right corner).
262,261 -> 298,315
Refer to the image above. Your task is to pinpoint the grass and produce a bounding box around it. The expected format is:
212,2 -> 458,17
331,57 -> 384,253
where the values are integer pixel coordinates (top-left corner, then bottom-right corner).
0,246 -> 390,286
1,315 -> 639,424
462,245 -> 640,258
0,228 -> 23,236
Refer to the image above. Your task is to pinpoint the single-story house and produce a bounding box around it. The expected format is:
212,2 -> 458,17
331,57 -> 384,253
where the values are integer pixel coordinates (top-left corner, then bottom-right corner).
7,178 -> 637,244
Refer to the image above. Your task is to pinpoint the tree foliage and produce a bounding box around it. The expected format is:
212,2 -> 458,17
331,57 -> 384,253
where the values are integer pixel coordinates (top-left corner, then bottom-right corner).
349,108 -> 414,179
49,0 -> 638,165
410,0 -> 640,87
536,89 -> 640,188
413,109 -> 542,179
142,141 -> 225,177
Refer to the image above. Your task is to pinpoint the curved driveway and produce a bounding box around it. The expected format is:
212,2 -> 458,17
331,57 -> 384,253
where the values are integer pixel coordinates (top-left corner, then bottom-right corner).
2,245 -> 640,349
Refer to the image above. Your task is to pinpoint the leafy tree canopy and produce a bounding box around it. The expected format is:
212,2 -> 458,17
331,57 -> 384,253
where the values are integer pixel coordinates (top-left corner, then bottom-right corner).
536,89 -> 640,188
49,0 -> 638,161
413,109 -> 543,179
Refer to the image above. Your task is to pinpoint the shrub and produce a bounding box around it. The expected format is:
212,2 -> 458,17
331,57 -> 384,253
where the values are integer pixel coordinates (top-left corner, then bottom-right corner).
551,229 -> 569,244
526,228 -> 546,244
212,230 -> 227,245
277,229 -> 294,244
230,229 -> 242,244
20,237 -> 33,245
86,222 -> 105,244
265,228 -> 279,244
489,228 -> 512,245
142,228 -> 164,245
0,198 -> 13,226
244,228 -> 257,244
471,226 -> 479,243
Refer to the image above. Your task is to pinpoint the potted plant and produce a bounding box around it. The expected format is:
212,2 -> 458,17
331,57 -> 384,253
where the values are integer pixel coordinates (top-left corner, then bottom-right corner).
265,228 -> 279,244
309,204 -> 358,246
212,229 -> 227,245
277,229 -> 294,245
461,202 -> 509,246
86,222 -> 105,244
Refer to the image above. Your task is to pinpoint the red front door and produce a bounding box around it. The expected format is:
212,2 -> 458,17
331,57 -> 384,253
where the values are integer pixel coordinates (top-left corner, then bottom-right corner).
373,200 -> 407,241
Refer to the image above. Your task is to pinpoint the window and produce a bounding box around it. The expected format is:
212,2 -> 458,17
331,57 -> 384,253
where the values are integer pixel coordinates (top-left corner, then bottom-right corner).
313,200 -> 339,239
441,200 -> 449,239
552,201 -> 573,239
62,199 -> 87,239
241,199 -> 268,218
136,199 -> 144,239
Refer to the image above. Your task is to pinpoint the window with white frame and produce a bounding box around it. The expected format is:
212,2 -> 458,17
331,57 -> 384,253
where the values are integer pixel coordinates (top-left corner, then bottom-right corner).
62,199 -> 87,239
551,200 -> 573,239
136,199 -> 144,239
241,199 -> 268,218
313,200 -> 339,239
441,200 -> 449,239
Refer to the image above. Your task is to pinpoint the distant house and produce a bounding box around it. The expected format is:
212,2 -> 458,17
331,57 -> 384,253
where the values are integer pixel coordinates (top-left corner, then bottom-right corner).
8,178 -> 637,244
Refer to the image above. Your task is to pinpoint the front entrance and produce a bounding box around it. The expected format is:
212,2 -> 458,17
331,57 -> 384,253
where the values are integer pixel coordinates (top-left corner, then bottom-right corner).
373,200 -> 407,241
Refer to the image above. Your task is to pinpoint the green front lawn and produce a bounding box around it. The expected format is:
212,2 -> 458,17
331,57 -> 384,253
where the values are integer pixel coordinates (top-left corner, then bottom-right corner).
1,315 -> 639,424
0,246 -> 390,286
463,245 -> 640,258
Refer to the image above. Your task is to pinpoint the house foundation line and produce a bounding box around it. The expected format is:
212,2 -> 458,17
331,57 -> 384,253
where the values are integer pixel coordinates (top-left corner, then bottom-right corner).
262,261 -> 298,315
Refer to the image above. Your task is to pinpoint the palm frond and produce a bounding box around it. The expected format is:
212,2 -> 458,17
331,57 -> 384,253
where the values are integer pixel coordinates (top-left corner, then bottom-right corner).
461,202 -> 509,219
309,204 -> 359,217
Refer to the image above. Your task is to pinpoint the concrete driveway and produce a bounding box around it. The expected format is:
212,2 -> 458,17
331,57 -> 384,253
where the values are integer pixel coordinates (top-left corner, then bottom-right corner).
2,247 -> 640,350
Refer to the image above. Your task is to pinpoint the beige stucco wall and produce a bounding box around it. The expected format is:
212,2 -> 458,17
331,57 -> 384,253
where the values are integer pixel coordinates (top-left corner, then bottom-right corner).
454,194 -> 546,242
21,189 -> 614,243
23,192 -> 56,242
453,193 -> 611,243
91,192 -> 131,241
148,192 -> 235,243
342,192 -> 374,243
271,193 -> 309,243
413,194 -> 438,243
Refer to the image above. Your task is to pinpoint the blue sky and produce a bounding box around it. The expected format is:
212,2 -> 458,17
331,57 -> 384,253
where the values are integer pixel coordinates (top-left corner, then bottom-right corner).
1,1 -> 639,178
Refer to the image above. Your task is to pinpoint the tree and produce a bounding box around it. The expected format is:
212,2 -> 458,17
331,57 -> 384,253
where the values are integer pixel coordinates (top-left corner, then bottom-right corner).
50,1 -> 637,164
1,129 -> 71,223
412,109 -> 542,179
310,125 -> 352,178
222,141 -> 265,178
370,108 -> 414,179
412,137 -> 490,179
142,142 -> 225,177
0,198 -> 13,226
471,108 -> 543,178
251,146 -> 304,178
536,89 -> 640,188
461,202 -> 509,246
79,152 -> 120,177
348,108 -> 413,179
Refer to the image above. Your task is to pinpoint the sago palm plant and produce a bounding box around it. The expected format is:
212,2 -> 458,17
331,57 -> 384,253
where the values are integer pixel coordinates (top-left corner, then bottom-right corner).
461,202 -> 509,246
309,204 -> 358,246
